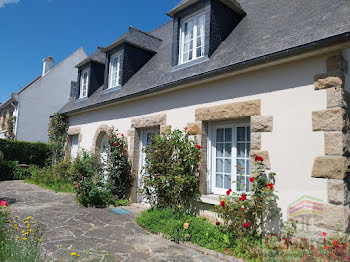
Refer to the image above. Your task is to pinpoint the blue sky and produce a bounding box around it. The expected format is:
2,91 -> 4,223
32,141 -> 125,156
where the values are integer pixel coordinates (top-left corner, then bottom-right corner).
0,0 -> 179,102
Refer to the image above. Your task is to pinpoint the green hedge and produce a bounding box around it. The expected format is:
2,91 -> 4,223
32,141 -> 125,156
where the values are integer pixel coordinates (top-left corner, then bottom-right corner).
0,161 -> 18,181
0,139 -> 50,167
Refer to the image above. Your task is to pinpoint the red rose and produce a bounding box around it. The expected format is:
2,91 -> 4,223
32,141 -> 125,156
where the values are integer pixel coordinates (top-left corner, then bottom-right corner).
267,183 -> 274,190
333,240 -> 338,247
114,142 -> 118,147
196,145 -> 201,149
322,232 -> 327,237
243,222 -> 249,228
241,207 -> 245,211
184,127 -> 188,130
239,194 -> 247,201
226,189 -> 232,195
224,248 -> 228,252
121,134 -> 124,137
216,221 -> 220,226
324,246 -> 330,250
220,201 -> 225,207
255,156 -> 264,162
249,177 -> 254,183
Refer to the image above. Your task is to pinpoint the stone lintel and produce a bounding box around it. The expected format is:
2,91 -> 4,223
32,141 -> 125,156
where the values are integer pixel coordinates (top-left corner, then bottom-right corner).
131,114 -> 166,129
195,99 -> 261,121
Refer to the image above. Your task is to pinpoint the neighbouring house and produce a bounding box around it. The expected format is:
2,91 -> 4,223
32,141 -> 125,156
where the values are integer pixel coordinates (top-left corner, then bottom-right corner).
59,0 -> 350,237
1,47 -> 87,142
0,94 -> 19,139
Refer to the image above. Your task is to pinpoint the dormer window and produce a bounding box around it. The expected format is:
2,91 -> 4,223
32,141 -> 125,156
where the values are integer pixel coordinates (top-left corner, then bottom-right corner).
179,11 -> 205,64
79,68 -> 89,98
108,52 -> 122,89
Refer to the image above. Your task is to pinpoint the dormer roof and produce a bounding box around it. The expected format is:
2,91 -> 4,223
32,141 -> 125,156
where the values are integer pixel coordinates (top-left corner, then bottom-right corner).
102,26 -> 162,54
167,0 -> 246,17
75,47 -> 106,68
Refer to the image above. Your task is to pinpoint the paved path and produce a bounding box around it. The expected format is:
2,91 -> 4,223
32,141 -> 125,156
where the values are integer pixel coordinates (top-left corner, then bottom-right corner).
0,181 -> 224,262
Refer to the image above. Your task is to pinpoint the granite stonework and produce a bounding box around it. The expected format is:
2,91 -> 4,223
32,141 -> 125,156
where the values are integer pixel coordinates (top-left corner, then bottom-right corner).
0,181 -> 225,262
131,114 -> 166,129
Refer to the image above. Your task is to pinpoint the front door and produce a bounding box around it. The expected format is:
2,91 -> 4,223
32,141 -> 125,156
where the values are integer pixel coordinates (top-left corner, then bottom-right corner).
138,127 -> 160,202
210,123 -> 251,195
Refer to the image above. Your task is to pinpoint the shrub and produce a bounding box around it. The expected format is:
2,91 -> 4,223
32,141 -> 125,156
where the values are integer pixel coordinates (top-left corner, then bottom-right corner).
72,151 -> 111,207
48,113 -> 68,164
114,199 -> 131,206
0,139 -> 50,167
0,160 -> 19,181
26,160 -> 74,193
106,130 -> 132,199
140,129 -> 201,208
216,156 -> 279,239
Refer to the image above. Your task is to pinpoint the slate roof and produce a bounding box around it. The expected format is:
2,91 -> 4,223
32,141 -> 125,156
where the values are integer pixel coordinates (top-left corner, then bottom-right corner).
59,0 -> 350,115
103,26 -> 162,54
75,47 -> 106,68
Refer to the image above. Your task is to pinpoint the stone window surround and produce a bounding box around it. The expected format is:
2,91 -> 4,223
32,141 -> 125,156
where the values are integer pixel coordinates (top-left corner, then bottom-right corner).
91,124 -> 113,153
65,127 -> 83,159
191,99 -> 273,194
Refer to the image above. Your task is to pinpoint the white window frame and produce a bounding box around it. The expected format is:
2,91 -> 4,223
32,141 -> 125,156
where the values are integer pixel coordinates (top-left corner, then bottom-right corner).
208,121 -> 251,195
79,68 -> 90,98
108,52 -> 122,89
179,10 -> 205,65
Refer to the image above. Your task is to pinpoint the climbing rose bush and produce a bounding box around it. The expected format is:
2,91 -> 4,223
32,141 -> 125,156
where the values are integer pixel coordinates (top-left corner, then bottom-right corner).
141,128 -> 201,208
106,130 -> 132,200
217,156 -> 278,238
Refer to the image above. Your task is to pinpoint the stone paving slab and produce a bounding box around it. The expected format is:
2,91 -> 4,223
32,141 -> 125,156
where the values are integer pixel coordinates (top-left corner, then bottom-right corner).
0,181 -> 224,262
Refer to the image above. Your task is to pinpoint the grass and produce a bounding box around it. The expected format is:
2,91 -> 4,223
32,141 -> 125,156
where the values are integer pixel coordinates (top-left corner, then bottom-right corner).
25,178 -> 75,193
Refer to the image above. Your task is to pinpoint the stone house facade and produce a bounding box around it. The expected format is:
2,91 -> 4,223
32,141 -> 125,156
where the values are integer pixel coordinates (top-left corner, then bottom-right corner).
59,0 -> 350,237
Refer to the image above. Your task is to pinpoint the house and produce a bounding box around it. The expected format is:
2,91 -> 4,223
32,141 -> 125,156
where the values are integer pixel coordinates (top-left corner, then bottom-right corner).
1,48 -> 87,142
59,0 -> 350,237
0,94 -> 20,139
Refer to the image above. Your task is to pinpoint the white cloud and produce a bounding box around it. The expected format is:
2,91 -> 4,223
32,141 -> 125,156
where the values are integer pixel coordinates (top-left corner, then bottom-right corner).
0,0 -> 20,8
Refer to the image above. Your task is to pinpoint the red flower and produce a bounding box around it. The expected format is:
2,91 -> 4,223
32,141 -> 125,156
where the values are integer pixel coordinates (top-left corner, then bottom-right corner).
226,189 -> 232,195
109,136 -> 112,139
322,232 -> 327,237
114,142 -> 118,147
121,133 -> 124,137
0,201 -> 8,207
184,127 -> 188,130
216,221 -> 221,226
239,194 -> 247,201
243,222 -> 249,228
241,207 -> 245,211
267,183 -> 274,190
220,201 -> 225,207
224,248 -> 228,252
333,240 -> 338,247
324,246 -> 330,250
74,185 -> 79,189
255,156 -> 264,162
196,145 -> 201,149
249,177 -> 254,183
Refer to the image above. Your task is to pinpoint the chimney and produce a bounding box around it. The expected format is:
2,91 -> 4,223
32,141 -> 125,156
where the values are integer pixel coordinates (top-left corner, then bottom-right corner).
42,56 -> 55,76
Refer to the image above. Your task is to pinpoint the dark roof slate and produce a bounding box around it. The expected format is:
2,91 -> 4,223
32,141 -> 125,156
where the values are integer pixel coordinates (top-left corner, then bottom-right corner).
75,47 -> 106,68
103,26 -> 162,54
59,0 -> 350,115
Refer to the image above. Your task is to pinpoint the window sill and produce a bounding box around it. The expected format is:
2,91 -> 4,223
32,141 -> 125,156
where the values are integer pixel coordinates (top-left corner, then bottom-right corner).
200,194 -> 221,205
171,56 -> 209,72
102,86 -> 121,94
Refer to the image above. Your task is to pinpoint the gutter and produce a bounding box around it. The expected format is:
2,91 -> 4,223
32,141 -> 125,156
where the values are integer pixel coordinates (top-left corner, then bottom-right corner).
63,32 -> 350,116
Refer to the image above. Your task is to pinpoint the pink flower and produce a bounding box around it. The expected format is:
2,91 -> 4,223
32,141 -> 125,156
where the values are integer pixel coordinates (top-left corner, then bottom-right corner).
74,185 -> 79,189
0,201 -> 8,207
184,127 -> 188,130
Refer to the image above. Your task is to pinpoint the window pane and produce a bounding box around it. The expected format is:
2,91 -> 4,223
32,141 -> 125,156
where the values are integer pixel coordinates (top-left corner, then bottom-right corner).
216,143 -> 223,158
224,143 -> 232,157
224,159 -> 231,173
246,176 -> 250,192
224,175 -> 231,189
216,173 -> 223,188
217,129 -> 224,142
246,127 -> 251,141
196,47 -> 202,58
237,142 -> 245,158
237,127 -> 245,141
216,159 -> 223,173
246,160 -> 250,176
237,159 -> 245,174
225,128 -> 232,142
237,176 -> 245,192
